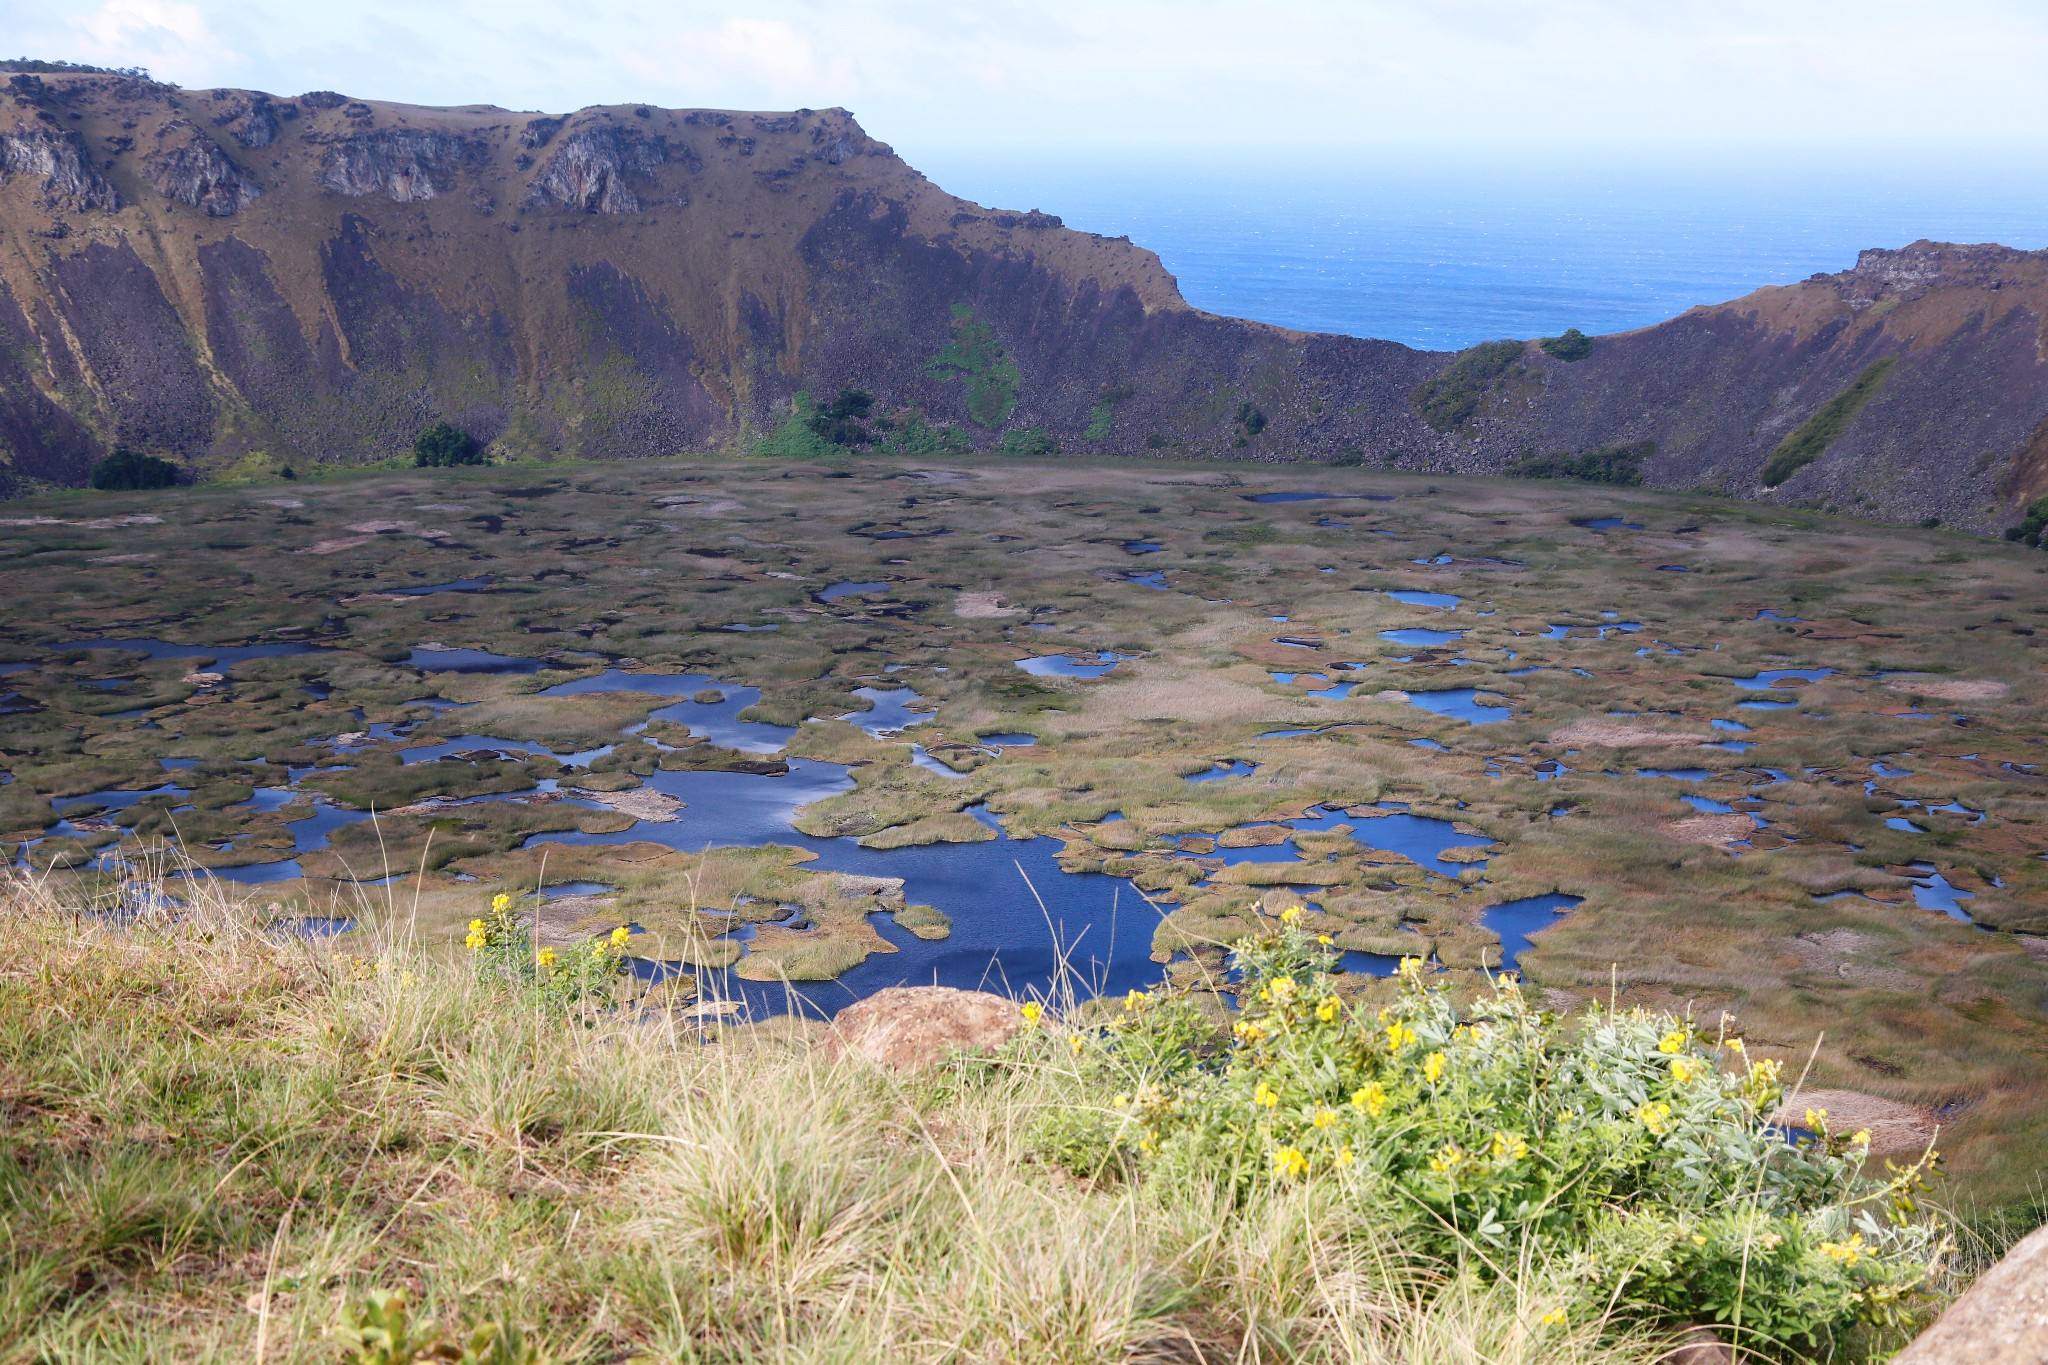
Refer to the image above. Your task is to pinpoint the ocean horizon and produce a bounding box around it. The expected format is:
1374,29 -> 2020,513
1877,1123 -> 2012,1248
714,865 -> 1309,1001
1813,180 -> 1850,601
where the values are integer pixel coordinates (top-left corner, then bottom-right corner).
922,148 -> 2048,352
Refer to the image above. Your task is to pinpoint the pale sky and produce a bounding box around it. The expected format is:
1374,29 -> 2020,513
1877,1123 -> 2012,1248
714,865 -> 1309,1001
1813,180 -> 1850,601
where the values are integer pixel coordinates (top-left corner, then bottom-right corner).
7,0 -> 2046,164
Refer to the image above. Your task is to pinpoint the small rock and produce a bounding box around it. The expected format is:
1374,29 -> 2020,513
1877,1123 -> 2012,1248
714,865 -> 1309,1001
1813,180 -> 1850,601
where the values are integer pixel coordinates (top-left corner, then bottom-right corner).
1656,1327 -> 1734,1365
821,986 -> 1023,1070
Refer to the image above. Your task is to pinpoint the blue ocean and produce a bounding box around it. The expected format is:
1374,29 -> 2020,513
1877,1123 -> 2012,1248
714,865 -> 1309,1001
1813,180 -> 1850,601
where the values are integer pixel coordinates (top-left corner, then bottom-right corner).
924,149 -> 2048,352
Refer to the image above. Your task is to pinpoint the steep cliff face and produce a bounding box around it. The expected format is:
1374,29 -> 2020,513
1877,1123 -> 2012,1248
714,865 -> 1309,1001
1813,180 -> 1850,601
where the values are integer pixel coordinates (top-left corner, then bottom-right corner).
1432,242 -> 2048,529
0,69 -> 2041,531
0,69 -> 1440,496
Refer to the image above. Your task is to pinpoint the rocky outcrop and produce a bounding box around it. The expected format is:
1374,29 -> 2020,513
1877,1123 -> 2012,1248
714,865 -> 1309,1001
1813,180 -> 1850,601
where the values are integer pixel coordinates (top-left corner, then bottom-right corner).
1892,1221 -> 2048,1364
526,124 -> 666,213
145,129 -> 259,216
820,986 -> 1023,1070
320,128 -> 481,203
0,124 -> 118,211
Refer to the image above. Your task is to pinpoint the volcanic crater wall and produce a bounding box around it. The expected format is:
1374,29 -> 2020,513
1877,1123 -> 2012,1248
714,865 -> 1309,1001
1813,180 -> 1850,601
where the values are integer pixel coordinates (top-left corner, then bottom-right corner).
0,69 -> 2045,532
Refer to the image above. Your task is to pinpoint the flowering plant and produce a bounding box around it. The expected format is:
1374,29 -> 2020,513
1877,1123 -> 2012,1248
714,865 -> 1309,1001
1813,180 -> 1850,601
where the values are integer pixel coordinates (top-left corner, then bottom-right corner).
1025,918 -> 1946,1355
466,893 -> 630,1017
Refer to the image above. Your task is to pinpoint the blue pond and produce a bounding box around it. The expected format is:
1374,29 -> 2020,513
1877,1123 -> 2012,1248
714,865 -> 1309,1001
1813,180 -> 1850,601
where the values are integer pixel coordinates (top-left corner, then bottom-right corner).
1480,894 -> 1584,973
1187,759 -> 1258,783
537,669 -> 793,754
979,733 -> 1039,747
394,576 -> 496,596
1732,668 -> 1835,690
1016,652 -> 1132,678
845,686 -> 933,736
1381,628 -> 1463,647
1382,589 -> 1461,610
59,637 -> 323,667
1575,517 -> 1644,531
408,646 -> 548,674
818,581 -> 890,603
1402,689 -> 1511,725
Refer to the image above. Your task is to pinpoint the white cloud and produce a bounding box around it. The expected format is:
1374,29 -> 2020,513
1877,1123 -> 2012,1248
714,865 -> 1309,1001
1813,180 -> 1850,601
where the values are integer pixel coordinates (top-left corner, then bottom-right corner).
10,0 -> 2045,157
70,0 -> 225,70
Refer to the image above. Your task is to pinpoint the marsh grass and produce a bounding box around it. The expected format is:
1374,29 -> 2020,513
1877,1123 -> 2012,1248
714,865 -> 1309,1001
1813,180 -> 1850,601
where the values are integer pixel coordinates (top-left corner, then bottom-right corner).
0,866 -> 1788,1364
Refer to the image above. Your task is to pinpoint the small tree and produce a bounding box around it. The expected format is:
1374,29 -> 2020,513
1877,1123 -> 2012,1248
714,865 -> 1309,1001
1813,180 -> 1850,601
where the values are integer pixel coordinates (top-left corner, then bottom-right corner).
413,422 -> 484,468
88,446 -> 180,490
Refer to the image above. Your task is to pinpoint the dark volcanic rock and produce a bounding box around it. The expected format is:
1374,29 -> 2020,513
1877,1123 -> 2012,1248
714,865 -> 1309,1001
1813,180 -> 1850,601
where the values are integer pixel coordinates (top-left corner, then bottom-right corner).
0,124 -> 118,211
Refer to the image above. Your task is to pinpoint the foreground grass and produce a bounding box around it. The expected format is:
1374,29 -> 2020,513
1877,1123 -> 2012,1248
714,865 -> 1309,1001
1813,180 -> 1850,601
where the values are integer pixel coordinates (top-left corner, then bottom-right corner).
0,873 -> 1989,1363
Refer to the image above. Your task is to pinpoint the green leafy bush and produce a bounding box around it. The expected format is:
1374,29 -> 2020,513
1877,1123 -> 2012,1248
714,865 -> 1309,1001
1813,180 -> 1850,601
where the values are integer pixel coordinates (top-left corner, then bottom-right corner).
1412,340 -> 1527,433
88,446 -> 180,490
1508,440 -> 1653,485
1025,918 -> 1946,1356
1760,359 -> 1896,487
996,427 -> 1058,457
2002,494 -> 2048,547
1540,328 -> 1595,361
413,422 -> 485,468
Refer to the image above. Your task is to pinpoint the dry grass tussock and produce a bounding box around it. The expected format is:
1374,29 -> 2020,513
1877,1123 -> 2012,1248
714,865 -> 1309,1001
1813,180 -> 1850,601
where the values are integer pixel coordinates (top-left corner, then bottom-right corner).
0,867 -> 1696,1364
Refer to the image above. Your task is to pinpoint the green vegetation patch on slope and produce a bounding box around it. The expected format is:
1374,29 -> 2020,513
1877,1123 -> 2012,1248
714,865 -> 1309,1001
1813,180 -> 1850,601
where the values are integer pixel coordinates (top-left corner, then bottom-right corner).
1761,359 -> 1897,488
1412,340 -> 1527,433
1540,327 -> 1595,361
1508,440 -> 1653,485
926,304 -> 1020,428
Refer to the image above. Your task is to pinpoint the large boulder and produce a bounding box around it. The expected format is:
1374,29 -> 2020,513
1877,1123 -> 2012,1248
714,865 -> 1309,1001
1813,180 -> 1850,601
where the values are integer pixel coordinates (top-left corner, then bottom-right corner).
1893,1222 -> 2048,1364
821,986 -> 1023,1071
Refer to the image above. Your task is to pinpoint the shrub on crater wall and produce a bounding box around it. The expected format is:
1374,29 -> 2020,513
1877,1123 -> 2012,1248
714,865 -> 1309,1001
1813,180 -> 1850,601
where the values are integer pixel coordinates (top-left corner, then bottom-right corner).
413,422 -> 485,468
88,446 -> 180,490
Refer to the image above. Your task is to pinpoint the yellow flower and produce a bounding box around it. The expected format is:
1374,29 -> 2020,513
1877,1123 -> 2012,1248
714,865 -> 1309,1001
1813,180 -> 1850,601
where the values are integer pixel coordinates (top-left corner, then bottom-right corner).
1254,1080 -> 1280,1109
491,893 -> 511,915
1750,1057 -> 1782,1084
1635,1101 -> 1673,1136
1351,1082 -> 1387,1118
1124,988 -> 1147,1012
1804,1106 -> 1830,1133
1428,1142 -> 1466,1174
1489,1130 -> 1528,1162
1113,1093 -> 1130,1109
1312,1106 -> 1337,1130
1658,1028 -> 1687,1055
1335,1144 -> 1355,1168
1422,1051 -> 1446,1085
1397,955 -> 1425,981
1137,1132 -> 1156,1154
536,947 -> 557,969
1280,904 -> 1305,926
1727,1037 -> 1746,1054
1269,976 -> 1296,1001
464,918 -> 488,950
1069,1035 -> 1085,1056
1019,1000 -> 1044,1027
1234,1018 -> 1267,1044
1539,1309 -> 1567,1328
610,925 -> 632,948
1851,1128 -> 1871,1148
1669,1056 -> 1702,1085
1386,1022 -> 1418,1051
1691,1233 -> 1708,1246
1820,1234 -> 1865,1266
1316,996 -> 1340,1023
1316,933 -> 1334,946
1271,1146 -> 1309,1180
